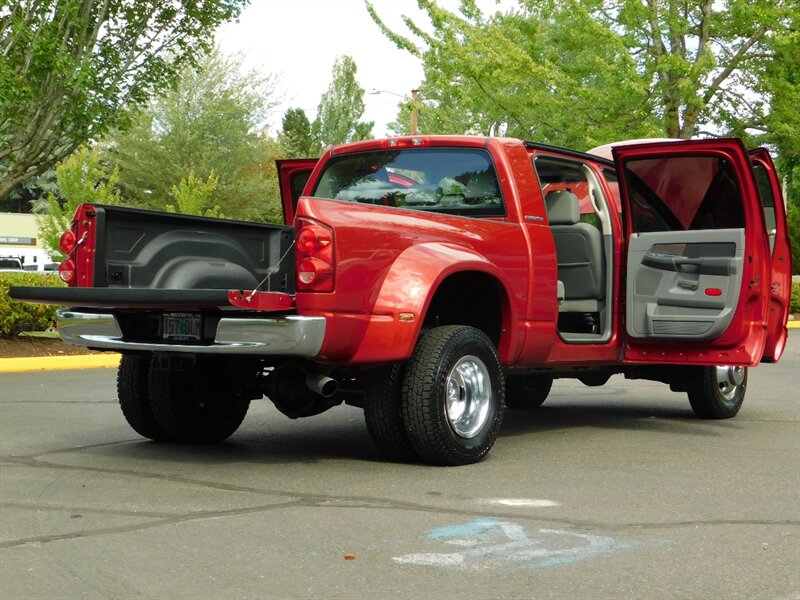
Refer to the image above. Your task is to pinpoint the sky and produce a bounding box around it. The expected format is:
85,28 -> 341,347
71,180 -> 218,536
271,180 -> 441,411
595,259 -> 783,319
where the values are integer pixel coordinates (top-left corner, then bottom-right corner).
215,0 -> 515,136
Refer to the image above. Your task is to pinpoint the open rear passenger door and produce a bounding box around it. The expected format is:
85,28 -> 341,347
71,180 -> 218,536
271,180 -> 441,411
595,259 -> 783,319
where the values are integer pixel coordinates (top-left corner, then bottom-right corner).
614,139 -> 772,366
276,159 -> 318,225
750,148 -> 792,362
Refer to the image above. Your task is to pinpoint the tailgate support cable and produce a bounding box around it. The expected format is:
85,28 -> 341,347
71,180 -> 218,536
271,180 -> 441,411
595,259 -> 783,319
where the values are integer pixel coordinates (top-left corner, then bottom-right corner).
246,240 -> 296,302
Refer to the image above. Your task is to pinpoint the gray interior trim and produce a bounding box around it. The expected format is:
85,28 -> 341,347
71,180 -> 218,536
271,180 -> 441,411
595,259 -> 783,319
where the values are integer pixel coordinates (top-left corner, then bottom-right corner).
559,299 -> 600,313
626,228 -> 745,340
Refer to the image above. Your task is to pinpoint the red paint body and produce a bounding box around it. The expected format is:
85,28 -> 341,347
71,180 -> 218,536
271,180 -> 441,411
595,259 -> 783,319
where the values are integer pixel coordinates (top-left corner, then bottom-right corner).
285,136 -> 789,368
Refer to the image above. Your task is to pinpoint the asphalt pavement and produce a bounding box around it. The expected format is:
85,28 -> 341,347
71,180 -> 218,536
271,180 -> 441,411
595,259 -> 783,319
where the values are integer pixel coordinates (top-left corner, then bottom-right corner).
0,334 -> 798,599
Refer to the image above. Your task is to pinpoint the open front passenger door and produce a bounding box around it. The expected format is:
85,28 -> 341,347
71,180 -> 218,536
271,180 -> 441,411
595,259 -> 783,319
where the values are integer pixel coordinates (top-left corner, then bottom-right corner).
614,139 -> 772,366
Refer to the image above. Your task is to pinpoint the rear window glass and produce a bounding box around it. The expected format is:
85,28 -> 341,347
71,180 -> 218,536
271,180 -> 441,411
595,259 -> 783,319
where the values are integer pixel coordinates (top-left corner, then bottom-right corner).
312,148 -> 505,217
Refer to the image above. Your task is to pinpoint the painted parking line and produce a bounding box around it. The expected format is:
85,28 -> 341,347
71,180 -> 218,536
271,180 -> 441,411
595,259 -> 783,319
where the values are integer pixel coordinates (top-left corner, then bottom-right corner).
485,498 -> 560,508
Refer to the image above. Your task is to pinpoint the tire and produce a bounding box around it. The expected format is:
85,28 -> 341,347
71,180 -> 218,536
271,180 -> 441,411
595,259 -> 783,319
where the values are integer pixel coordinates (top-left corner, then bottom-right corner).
363,363 -> 418,462
401,326 -> 505,466
148,359 -> 250,443
687,365 -> 747,419
117,353 -> 168,441
505,375 -> 552,409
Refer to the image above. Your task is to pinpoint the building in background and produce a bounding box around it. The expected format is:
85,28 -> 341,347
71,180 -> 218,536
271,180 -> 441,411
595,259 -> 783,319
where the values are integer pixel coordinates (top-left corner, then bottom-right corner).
0,213 -> 56,271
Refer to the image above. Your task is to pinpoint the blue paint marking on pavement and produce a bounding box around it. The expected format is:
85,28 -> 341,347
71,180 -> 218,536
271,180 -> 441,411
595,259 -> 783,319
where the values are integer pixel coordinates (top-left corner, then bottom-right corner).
427,518 -> 502,540
394,519 -> 656,571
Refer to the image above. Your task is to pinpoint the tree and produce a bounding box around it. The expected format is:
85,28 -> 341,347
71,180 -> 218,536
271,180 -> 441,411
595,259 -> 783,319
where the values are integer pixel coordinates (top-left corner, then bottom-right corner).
0,170 -> 57,213
311,55 -> 374,148
0,0 -> 248,203
759,15 -> 800,273
33,145 -> 120,259
107,48 -> 283,223
165,170 -> 223,218
368,0 -> 796,148
279,108 -> 319,158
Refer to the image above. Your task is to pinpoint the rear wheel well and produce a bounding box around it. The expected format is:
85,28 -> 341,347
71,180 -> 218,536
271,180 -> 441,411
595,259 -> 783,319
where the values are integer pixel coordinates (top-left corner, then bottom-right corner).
423,271 -> 505,347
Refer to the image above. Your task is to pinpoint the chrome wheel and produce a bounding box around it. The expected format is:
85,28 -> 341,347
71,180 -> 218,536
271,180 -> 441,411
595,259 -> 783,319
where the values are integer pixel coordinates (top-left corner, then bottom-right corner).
445,355 -> 492,439
688,365 -> 747,419
715,365 -> 745,403
401,326 -> 504,465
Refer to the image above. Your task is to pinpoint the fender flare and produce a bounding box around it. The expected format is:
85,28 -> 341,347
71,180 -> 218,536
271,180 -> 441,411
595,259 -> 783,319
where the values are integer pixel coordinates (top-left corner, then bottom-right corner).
349,242 -> 518,363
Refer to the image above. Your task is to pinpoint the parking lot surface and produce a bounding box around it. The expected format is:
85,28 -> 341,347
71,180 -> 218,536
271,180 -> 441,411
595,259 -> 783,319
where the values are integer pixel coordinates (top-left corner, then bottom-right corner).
1,334 -> 798,599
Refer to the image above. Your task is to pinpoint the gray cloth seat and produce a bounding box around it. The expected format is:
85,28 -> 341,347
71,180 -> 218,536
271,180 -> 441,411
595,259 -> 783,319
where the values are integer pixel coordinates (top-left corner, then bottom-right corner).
545,191 -> 605,312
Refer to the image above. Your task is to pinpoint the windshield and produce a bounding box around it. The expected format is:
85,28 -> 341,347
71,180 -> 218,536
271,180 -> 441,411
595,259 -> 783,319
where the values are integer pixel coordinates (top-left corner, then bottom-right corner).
312,148 -> 505,217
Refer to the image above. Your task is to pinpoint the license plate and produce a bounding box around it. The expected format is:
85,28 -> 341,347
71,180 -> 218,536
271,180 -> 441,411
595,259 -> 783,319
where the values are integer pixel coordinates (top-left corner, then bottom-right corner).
162,313 -> 202,342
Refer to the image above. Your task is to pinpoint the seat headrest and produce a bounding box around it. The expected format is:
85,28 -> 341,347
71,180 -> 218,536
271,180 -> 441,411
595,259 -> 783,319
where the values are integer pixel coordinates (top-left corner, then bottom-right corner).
545,191 -> 580,225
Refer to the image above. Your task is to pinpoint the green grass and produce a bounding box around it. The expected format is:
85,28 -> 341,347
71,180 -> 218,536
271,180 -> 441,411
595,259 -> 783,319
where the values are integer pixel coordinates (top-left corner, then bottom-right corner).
18,330 -> 60,339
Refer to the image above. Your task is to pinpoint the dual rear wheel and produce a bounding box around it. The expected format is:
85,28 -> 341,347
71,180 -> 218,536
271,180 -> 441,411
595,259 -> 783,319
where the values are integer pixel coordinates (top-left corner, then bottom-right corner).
117,354 -> 250,443
364,325 -> 505,466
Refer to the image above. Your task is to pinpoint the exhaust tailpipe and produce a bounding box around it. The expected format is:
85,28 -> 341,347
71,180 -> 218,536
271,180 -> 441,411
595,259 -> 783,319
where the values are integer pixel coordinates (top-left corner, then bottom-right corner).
306,372 -> 338,398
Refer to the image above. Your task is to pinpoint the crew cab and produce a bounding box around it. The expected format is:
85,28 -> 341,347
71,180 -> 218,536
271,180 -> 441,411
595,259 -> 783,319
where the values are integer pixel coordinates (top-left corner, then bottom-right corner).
10,136 -> 792,465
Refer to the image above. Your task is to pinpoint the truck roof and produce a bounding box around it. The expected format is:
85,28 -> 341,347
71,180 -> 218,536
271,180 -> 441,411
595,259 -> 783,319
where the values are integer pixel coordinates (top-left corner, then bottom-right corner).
327,134 -> 618,168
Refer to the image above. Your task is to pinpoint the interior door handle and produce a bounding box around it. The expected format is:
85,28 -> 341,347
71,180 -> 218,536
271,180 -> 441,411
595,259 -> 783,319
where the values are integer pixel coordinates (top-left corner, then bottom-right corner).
642,253 -> 734,276
674,258 -> 701,273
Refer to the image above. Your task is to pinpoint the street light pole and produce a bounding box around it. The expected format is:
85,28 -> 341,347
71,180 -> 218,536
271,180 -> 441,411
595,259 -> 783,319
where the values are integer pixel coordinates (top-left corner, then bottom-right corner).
370,89 -> 420,135
411,89 -> 418,135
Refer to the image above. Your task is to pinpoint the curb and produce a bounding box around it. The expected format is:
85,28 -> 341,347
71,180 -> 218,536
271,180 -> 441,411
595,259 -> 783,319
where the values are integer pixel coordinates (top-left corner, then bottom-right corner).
0,353 -> 121,373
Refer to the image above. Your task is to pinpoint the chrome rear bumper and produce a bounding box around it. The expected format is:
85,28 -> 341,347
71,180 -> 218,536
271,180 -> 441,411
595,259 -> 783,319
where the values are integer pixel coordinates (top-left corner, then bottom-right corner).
57,310 -> 325,357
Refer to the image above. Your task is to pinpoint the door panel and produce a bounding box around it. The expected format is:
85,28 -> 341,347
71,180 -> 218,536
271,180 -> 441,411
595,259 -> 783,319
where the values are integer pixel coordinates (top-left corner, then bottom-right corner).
750,149 -> 792,362
614,139 -> 771,366
627,230 -> 743,339
276,159 -> 318,225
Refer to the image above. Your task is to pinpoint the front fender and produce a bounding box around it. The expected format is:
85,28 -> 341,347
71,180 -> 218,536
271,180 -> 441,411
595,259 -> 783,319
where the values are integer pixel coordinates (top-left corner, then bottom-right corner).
348,242 -> 516,363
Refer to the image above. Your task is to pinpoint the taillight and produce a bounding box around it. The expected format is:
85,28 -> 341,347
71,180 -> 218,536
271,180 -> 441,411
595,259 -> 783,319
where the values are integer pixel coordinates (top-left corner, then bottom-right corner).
298,257 -> 332,284
59,203 -> 96,287
295,220 -> 334,292
59,231 -> 76,254
58,259 -> 76,284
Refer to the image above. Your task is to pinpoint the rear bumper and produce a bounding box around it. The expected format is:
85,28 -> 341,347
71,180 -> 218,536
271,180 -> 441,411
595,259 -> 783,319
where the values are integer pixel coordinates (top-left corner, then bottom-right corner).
57,310 -> 325,357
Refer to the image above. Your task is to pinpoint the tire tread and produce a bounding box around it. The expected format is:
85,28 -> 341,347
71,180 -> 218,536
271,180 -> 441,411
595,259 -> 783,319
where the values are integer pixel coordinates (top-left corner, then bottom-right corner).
117,354 -> 167,441
363,363 -> 418,461
401,326 -> 504,466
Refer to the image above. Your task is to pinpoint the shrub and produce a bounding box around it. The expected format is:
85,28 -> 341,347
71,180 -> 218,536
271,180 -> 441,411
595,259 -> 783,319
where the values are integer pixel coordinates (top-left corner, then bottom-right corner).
791,281 -> 800,315
0,272 -> 64,338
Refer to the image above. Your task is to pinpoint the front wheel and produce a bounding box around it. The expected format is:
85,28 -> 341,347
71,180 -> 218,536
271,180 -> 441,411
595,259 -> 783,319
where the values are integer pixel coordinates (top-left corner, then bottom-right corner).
401,326 -> 504,466
687,365 -> 747,419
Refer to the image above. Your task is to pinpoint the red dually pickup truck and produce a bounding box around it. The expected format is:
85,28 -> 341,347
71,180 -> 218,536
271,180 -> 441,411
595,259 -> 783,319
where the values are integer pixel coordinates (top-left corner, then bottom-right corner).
11,136 -> 792,465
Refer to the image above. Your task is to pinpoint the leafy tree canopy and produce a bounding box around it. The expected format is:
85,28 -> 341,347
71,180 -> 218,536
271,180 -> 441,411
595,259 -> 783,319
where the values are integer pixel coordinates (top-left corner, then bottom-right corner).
279,107 -> 318,158
107,48 -> 283,223
311,55 -> 374,148
368,0 -> 796,150
166,170 -> 223,218
0,0 -> 249,203
33,145 -> 120,259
